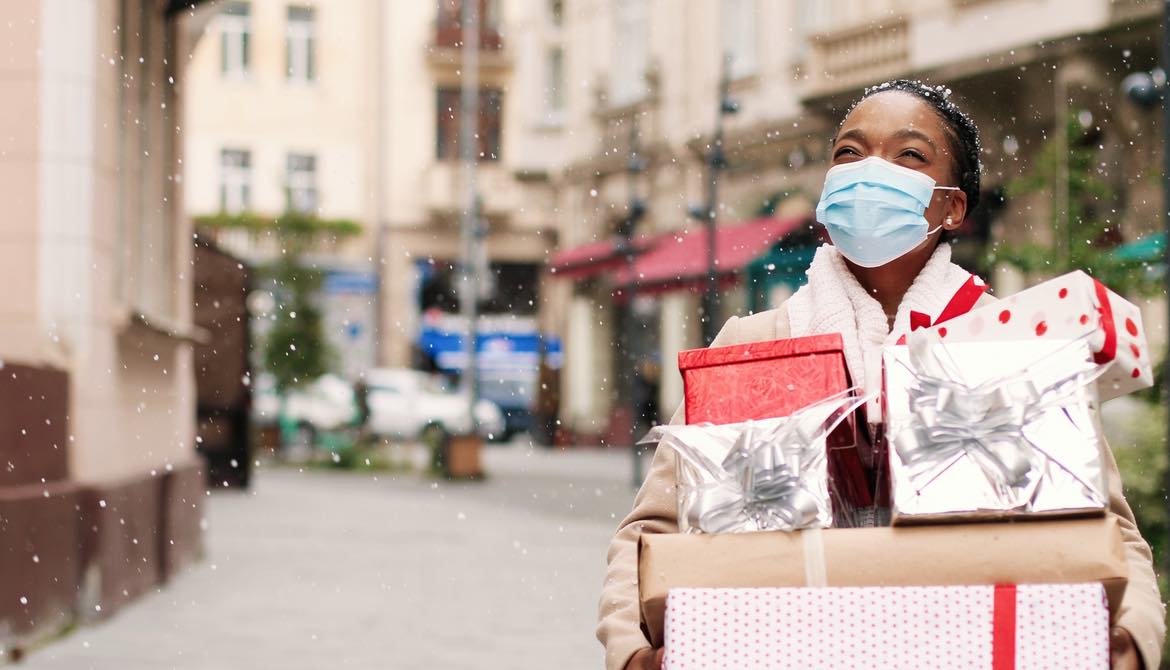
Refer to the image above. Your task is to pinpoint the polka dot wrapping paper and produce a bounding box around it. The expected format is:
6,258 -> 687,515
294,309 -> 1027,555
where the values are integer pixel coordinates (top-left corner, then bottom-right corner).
908,270 -> 1152,402
662,583 -> 1110,670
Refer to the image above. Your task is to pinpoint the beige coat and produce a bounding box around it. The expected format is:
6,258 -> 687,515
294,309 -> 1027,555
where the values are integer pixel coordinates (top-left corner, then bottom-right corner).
597,304 -> 1166,670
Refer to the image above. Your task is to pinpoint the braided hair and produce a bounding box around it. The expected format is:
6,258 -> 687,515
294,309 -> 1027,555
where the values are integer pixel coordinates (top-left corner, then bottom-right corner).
843,79 -> 983,213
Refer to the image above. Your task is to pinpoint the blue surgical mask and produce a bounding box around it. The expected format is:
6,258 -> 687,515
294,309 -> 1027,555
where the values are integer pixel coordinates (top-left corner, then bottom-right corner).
815,156 -> 960,268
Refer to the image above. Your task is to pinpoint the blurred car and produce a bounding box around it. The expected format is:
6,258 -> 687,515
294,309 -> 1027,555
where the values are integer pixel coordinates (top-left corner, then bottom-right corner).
284,374 -> 357,433
364,368 -> 505,441
477,373 -> 533,441
251,373 -> 357,445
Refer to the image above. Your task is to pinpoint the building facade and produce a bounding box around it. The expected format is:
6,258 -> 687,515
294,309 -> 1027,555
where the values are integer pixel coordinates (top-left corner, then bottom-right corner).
184,0 -> 1166,446
183,0 -> 564,404
544,0 -> 1166,444
0,0 -> 208,651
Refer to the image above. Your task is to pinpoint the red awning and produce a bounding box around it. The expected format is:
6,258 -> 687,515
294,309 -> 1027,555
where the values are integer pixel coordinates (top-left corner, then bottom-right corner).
615,215 -> 808,293
546,234 -> 656,280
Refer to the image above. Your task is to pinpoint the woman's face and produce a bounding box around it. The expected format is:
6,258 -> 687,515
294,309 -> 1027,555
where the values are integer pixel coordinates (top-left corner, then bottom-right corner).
829,91 -> 968,265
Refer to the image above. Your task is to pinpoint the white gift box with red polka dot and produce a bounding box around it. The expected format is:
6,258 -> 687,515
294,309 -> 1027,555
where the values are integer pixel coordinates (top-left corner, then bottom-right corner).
917,270 -> 1152,402
663,583 -> 1110,670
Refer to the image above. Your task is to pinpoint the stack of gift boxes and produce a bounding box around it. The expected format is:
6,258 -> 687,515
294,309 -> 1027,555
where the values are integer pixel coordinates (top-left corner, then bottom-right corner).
638,271 -> 1151,670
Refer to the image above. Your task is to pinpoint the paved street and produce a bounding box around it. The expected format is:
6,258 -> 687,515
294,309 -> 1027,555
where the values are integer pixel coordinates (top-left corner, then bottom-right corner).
23,443 -> 646,670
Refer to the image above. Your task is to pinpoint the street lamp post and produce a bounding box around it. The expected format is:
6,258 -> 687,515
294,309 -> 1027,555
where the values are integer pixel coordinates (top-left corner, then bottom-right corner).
459,0 -> 481,431
620,120 -> 648,487
1121,0 -> 1170,581
693,55 -> 740,346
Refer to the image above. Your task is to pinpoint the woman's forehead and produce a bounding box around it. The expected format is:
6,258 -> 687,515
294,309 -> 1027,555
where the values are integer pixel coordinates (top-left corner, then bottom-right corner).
837,91 -> 947,141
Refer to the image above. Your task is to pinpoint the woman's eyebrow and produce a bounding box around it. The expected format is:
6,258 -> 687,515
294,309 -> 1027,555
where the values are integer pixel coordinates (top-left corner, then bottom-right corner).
835,128 -> 867,144
891,127 -> 937,150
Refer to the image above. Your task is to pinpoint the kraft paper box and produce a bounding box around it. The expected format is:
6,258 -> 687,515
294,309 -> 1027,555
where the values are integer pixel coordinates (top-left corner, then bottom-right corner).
883,335 -> 1108,524
915,270 -> 1152,401
678,334 -> 875,508
663,584 -> 1109,670
637,516 -> 1127,648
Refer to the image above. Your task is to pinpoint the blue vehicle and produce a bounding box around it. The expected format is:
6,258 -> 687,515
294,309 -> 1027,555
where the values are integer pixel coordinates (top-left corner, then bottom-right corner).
417,315 -> 562,441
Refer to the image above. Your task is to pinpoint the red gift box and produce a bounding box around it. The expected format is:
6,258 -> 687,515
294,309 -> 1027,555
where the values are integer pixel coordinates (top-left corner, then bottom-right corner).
678,334 -> 876,510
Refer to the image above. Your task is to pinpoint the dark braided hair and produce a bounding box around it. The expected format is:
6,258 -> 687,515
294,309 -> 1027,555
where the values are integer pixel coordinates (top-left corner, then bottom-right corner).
842,79 -> 983,213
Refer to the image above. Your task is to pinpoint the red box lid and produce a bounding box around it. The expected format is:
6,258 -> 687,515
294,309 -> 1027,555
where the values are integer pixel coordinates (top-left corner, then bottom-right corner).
678,333 -> 845,372
679,333 -> 850,426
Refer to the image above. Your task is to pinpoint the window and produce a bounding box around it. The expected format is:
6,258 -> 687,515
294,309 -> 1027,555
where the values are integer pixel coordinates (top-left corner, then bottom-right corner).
286,153 -> 318,213
286,6 -> 316,82
435,0 -> 503,50
609,0 -> 647,106
794,0 -> 831,63
545,46 -> 565,117
722,0 -> 757,79
220,1 -> 250,77
435,88 -> 503,161
220,148 -> 252,213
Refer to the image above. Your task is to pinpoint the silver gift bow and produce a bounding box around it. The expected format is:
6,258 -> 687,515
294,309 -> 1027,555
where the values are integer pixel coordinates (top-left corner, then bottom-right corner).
644,389 -> 870,533
894,331 -> 1104,502
693,420 -> 825,533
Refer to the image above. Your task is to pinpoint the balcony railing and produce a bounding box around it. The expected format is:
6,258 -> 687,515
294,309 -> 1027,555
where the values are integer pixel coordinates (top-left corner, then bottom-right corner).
1110,0 -> 1159,22
434,22 -> 503,50
803,15 -> 911,97
424,162 -> 518,217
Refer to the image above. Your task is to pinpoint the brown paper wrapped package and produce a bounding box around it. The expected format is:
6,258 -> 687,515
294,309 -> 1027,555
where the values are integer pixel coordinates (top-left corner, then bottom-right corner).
637,517 -> 1128,648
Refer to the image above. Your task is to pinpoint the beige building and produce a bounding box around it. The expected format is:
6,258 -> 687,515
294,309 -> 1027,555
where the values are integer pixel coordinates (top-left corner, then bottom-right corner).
184,0 -> 563,382
182,0 -> 1165,444
544,0 -> 1166,443
1,0 -> 209,651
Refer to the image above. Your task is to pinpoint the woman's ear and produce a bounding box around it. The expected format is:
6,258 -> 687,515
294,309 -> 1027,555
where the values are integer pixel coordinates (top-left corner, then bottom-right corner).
944,190 -> 967,229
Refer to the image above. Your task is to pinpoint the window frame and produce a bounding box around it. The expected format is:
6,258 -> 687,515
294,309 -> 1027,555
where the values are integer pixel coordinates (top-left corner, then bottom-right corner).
220,148 -> 253,214
286,5 -> 317,84
721,0 -> 758,80
434,87 -> 504,162
285,152 -> 319,213
219,1 -> 251,79
609,0 -> 648,107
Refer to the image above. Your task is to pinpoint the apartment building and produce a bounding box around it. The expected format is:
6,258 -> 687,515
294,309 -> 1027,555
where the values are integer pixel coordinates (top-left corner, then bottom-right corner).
184,0 -> 563,402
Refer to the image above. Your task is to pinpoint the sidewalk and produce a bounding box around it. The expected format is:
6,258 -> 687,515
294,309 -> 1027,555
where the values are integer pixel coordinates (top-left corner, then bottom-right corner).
21,442 -> 644,670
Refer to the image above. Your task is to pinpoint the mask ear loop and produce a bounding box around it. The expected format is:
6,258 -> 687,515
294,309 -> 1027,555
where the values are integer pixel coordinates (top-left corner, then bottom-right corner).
927,186 -> 963,236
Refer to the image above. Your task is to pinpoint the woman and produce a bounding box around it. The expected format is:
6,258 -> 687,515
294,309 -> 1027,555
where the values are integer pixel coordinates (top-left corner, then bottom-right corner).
597,80 -> 1165,670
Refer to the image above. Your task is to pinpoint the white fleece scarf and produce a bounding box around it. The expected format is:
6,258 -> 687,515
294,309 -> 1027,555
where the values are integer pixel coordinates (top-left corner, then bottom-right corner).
786,244 -> 977,396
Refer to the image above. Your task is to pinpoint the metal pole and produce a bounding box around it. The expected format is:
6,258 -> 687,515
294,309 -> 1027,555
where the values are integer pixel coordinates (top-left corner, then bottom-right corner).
701,55 -> 735,346
459,0 -> 480,430
1055,74 -> 1069,265
625,120 -> 645,487
1160,0 -> 1170,584
373,0 -> 387,366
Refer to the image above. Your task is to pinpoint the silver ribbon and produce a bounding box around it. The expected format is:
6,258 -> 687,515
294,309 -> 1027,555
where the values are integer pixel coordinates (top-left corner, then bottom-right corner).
894,331 -> 1101,500
691,421 -> 824,533
645,389 -> 869,533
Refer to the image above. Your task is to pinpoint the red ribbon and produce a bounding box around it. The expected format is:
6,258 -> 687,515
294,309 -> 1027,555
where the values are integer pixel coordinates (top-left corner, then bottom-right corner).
1092,278 -> 1117,366
896,274 -> 989,344
992,584 -> 1017,670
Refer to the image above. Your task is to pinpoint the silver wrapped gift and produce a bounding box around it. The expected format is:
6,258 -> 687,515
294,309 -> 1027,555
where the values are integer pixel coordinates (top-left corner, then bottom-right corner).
883,331 -> 1108,524
643,390 -> 867,533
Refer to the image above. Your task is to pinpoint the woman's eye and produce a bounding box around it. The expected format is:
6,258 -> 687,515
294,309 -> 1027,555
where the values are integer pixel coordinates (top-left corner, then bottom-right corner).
833,146 -> 860,159
900,149 -> 926,161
